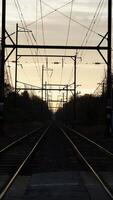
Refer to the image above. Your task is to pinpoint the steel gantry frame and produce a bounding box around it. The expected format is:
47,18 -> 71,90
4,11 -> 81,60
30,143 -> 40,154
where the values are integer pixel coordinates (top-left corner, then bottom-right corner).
0,0 -> 112,135
16,56 -> 79,117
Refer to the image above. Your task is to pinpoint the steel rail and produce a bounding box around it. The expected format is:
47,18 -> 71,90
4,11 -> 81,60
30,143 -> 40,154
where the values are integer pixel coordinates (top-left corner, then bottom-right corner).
0,125 -> 43,154
63,125 -> 113,159
0,125 -> 50,200
59,126 -> 113,199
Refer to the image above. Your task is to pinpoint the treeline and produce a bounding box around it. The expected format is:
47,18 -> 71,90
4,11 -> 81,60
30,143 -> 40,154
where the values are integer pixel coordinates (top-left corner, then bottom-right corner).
55,94 -> 106,125
5,84 -> 52,123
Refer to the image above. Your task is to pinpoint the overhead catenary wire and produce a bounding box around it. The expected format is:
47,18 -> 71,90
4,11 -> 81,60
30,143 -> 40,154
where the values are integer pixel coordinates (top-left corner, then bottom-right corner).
67,0 -> 105,88
60,0 -> 74,85
40,0 -> 46,52
27,0 -> 74,27
75,0 -> 105,86
14,0 -> 33,46
82,0 -> 105,46
79,0 -> 105,59
20,65 -> 31,84
27,0 -> 104,39
35,0 -> 43,86
64,0 -> 74,49
41,1 -> 104,39
14,0 -> 42,84
39,0 -> 106,94
14,1 -> 38,67
5,49 -> 13,87
15,0 -> 105,85
40,0 -> 50,84
88,0 -> 106,47
16,0 -> 41,81
36,0 -> 38,43
12,0 -> 108,103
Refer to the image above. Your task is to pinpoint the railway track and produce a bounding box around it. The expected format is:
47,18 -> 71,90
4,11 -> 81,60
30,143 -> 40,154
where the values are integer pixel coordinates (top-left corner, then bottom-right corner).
0,124 -> 43,154
0,121 -> 113,199
0,123 -> 49,174
58,124 -> 113,199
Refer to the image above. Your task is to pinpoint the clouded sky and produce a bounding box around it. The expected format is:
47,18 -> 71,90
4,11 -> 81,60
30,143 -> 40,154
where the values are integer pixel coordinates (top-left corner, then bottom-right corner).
0,0 -> 112,110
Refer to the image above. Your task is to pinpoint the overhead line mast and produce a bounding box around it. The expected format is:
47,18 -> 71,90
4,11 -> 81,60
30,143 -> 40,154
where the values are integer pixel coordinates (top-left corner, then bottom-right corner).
0,0 -> 6,133
106,0 -> 112,136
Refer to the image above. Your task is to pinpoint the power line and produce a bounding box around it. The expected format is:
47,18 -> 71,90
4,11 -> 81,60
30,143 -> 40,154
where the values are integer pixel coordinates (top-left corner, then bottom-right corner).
74,0 -> 105,93
82,0 -> 104,45
13,0 -> 108,102
60,0 -> 74,85
36,0 -> 38,42
14,0 -> 42,83
5,49 -> 13,87
64,0 -> 74,48
35,0 -> 43,84
86,0 -> 106,45
40,0 -> 46,49
41,1 -> 104,38
27,0 -> 73,27
39,0 -> 49,84
79,0 -> 105,59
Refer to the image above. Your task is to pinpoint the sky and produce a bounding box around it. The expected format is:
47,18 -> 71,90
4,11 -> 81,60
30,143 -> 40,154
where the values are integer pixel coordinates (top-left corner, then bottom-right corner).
0,0 -> 112,111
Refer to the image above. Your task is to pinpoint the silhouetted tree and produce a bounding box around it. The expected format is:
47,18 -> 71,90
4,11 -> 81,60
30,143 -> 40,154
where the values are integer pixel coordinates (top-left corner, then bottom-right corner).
55,94 -> 106,125
5,85 -> 52,123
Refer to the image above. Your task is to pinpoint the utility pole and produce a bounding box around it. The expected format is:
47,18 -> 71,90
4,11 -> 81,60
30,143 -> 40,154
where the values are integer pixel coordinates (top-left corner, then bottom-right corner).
73,55 -> 76,121
44,81 -> 49,109
0,0 -> 6,133
72,55 -> 81,123
42,66 -> 53,101
46,58 -> 48,68
102,82 -> 105,96
42,65 -> 44,101
45,81 -> 47,102
47,86 -> 48,109
15,23 -> 18,104
66,85 -> 68,103
106,0 -> 112,136
62,93 -> 65,122
66,85 -> 68,124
